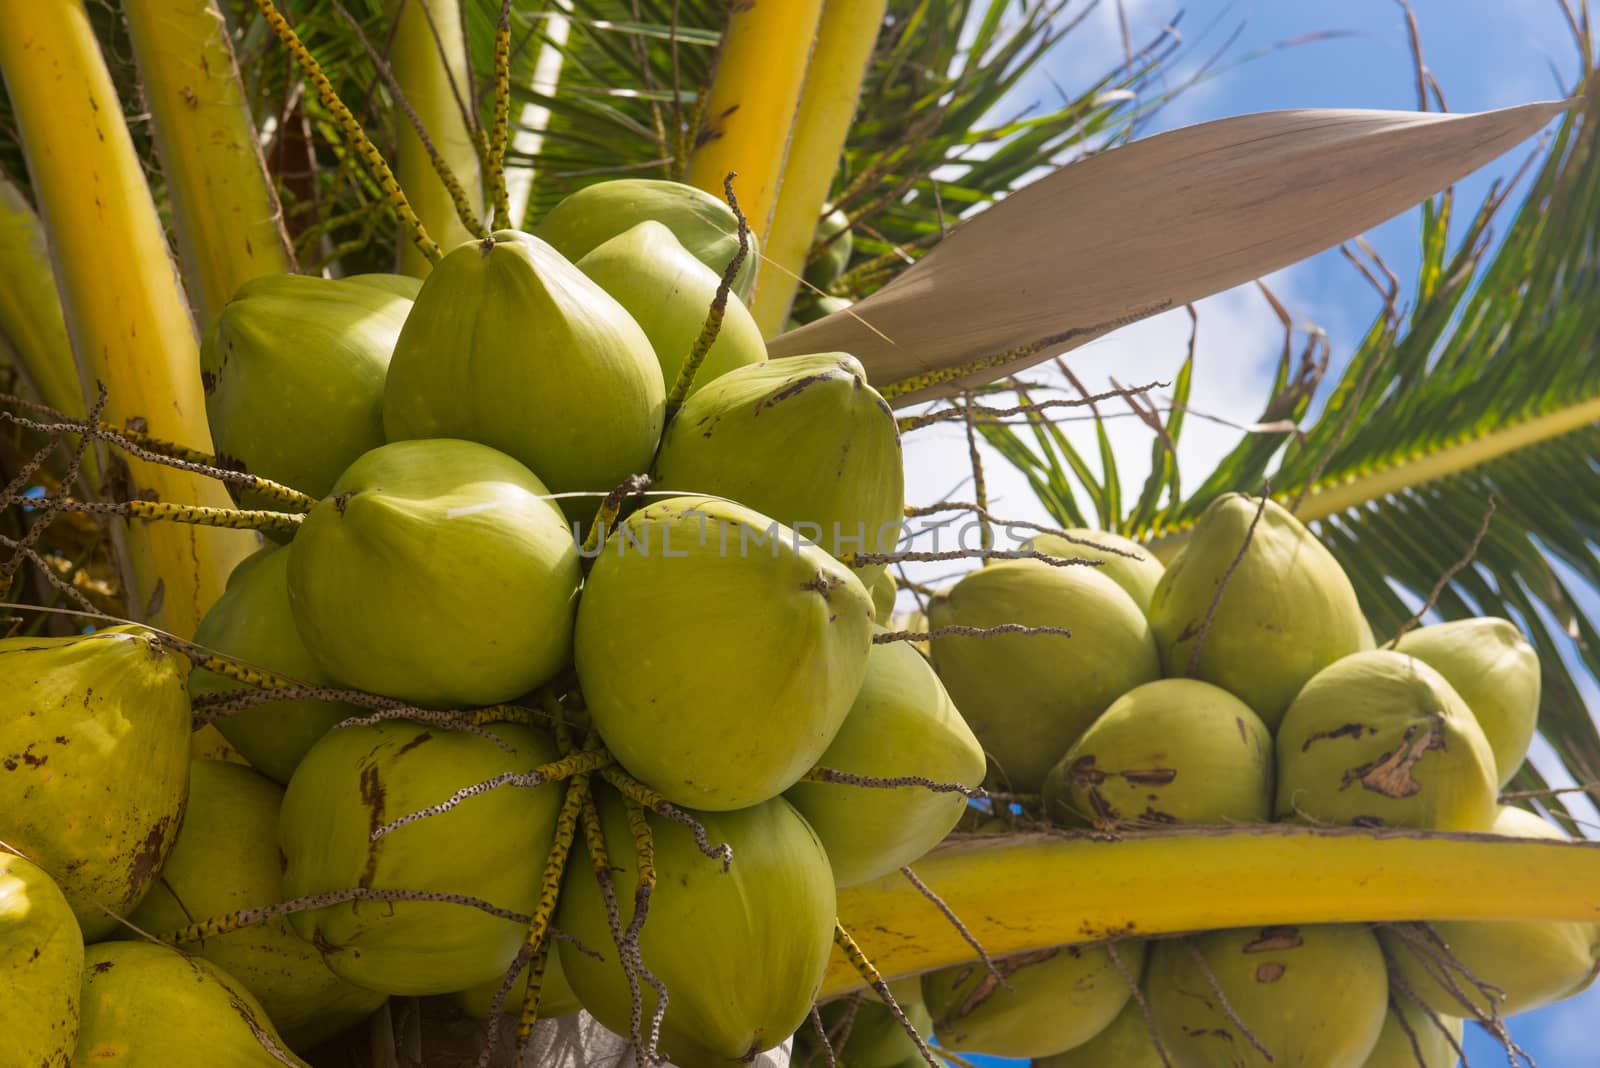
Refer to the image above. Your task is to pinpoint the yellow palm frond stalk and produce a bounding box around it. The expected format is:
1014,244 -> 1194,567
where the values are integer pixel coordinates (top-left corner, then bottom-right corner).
686,0 -> 826,270
387,0 -> 484,275
827,826 -> 1600,994
751,0 -> 888,336
122,0 -> 294,330
0,176 -> 85,420
0,1 -> 254,638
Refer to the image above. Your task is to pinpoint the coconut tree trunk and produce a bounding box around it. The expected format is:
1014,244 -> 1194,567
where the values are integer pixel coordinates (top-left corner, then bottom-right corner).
0,1 -> 254,638
122,0 -> 295,331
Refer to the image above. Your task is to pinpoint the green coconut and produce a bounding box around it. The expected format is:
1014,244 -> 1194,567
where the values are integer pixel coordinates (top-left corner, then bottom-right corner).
1362,1001 -> 1462,1068
1393,617 -> 1540,787
922,941 -> 1147,1058
190,547 -> 352,784
576,220 -> 766,395
574,496 -> 873,810
279,719 -> 563,996
1024,530 -> 1166,615
201,273 -> 416,501
1,850 -> 83,1067
804,207 -> 854,290
0,627 -> 189,940
453,948 -> 581,1021
1383,805 -> 1600,1018
1147,494 -> 1369,728
72,941 -> 309,1066
784,629 -> 986,885
793,993 -> 934,1068
535,178 -> 759,300
652,353 -> 904,578
555,788 -> 836,1068
927,560 -> 1160,792
127,761 -> 385,1049
382,231 -> 664,521
1275,651 -> 1498,831
1033,997 -> 1168,1068
870,567 -> 897,625
1147,924 -> 1388,1068
1042,677 -> 1273,828
286,438 -> 581,706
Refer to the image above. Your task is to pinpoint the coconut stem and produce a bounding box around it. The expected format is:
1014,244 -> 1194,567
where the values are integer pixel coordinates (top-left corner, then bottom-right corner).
34,497 -> 303,538
250,0 -> 441,263
664,174 -> 751,419
899,866 -> 1006,990
597,766 -> 732,870
369,747 -> 614,841
158,886 -> 531,945
872,623 -> 1073,645
488,0 -> 514,230
327,0 -> 488,240
513,771 -> 584,1040
0,395 -> 317,511
834,923 -> 939,1068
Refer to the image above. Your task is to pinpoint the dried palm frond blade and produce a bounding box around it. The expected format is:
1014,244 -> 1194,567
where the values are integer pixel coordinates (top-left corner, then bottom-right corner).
770,101 -> 1570,404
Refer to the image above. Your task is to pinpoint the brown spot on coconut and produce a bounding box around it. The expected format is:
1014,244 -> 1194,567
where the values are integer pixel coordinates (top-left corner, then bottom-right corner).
0,627 -> 189,940
73,941 -> 309,1065
1,851 -> 83,1067
1146,924 -> 1388,1068
125,761 -> 386,1050
1275,651 -> 1498,831
1042,678 -> 1273,829
1394,616 -> 1541,787
922,941 -> 1147,1058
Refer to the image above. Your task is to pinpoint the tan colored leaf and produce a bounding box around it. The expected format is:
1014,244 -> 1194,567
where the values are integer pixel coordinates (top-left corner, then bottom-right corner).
769,101 -> 1570,405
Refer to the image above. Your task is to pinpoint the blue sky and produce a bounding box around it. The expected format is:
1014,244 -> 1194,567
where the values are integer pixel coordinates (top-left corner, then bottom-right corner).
897,2 -> 1599,1065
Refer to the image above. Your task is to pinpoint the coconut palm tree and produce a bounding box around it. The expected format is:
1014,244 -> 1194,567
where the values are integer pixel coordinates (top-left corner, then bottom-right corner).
0,0 -> 1596,1063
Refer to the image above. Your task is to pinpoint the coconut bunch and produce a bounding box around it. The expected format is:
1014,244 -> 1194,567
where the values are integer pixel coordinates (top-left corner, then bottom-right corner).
0,177 -> 1003,1066
909,493 -> 1598,1064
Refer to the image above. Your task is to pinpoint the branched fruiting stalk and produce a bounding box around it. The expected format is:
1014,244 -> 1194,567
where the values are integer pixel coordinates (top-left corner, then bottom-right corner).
0,385 -> 105,589
1186,487 -> 1269,679
824,994 -> 862,1057
802,766 -> 989,800
960,394 -> 992,561
576,779 -> 654,1062
0,534 -> 101,615
183,651 -> 301,692
159,886 -> 531,945
1385,497 -> 1496,648
250,0 -> 441,262
514,771 -> 585,1041
1383,959 -> 1475,1068
326,0 -> 488,238
1381,921 -> 1509,1022
664,174 -> 750,420
1106,940 -> 1172,1068
834,923 -> 939,1068
488,0 -> 514,230
583,474 -> 653,557
846,547 -> 1102,570
900,866 -> 1006,989
903,502 -> 1139,561
873,624 -> 1072,645
896,382 -> 1167,432
621,795 -> 666,1061
598,766 -> 733,871
0,404 -> 316,512
1181,937 -> 1274,1060
370,748 -> 614,841
478,942 -> 534,1068
33,497 -> 304,539
808,1005 -> 837,1068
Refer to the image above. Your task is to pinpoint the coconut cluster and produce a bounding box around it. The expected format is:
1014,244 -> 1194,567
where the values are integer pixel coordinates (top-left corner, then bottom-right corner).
0,178 -> 996,1066
908,493 -> 1597,1064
